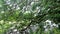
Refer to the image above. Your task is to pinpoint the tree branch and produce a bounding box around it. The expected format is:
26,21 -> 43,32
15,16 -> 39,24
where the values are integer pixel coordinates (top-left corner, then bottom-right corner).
20,13 -> 47,32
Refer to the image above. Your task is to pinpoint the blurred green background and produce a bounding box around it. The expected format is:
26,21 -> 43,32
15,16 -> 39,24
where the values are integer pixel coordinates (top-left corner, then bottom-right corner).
0,0 -> 60,34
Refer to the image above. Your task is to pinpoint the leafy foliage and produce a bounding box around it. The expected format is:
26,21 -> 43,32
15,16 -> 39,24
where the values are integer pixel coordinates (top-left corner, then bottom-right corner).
0,0 -> 60,34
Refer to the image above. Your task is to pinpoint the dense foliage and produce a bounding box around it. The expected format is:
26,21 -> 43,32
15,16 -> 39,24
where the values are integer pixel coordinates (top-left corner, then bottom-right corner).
0,0 -> 60,34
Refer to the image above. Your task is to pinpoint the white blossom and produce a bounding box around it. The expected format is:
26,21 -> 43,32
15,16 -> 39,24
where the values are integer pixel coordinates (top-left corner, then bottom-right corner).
13,29 -> 17,32
13,21 -> 16,23
44,26 -> 47,28
9,4 -> 12,7
45,29 -> 48,31
9,21 -> 12,24
50,25 -> 53,27
24,11 -> 31,14
6,1 -> 10,4
31,2 -> 34,5
24,26 -> 26,28
36,7 -> 39,9
53,23 -> 56,26
0,20 -> 4,24
34,14 -> 37,17
16,7 -> 20,10
45,20 -> 51,25
56,25 -> 58,27
1,11 -> 4,13
8,0 -> 10,1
